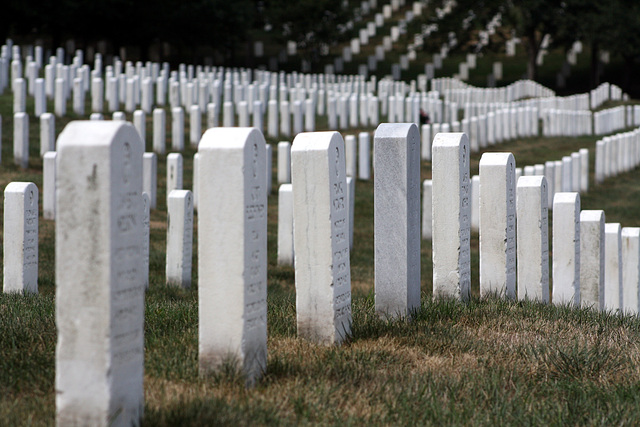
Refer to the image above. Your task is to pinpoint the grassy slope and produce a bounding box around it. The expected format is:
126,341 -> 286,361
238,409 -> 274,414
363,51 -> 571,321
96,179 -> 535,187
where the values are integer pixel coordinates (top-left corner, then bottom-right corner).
2,87 -> 640,424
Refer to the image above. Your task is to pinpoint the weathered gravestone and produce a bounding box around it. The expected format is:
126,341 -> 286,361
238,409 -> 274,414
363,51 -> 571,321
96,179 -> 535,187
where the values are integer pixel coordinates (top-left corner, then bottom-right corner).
292,131 -> 351,344
622,227 -> 640,314
43,151 -> 57,220
3,182 -> 38,293
358,132 -> 371,180
479,153 -> 516,299
345,135 -> 357,177
422,179 -> 432,240
552,192 -> 580,306
516,176 -> 549,302
604,223 -> 623,311
13,112 -> 28,168
432,132 -> 471,301
56,121 -> 144,426
143,152 -> 157,210
277,183 -> 294,266
153,108 -> 166,154
40,113 -> 55,156
172,107 -> 184,151
277,141 -> 291,184
133,110 -> 145,143
190,105 -> 201,147
579,210 -> 605,310
374,123 -> 420,317
142,192 -> 150,289
166,189 -> 193,288
198,127 -> 267,385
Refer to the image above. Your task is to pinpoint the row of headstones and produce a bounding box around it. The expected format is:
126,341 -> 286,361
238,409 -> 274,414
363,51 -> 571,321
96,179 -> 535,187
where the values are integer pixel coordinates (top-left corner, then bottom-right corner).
6,110 -> 375,237
503,35 -> 611,69
460,95 -> 589,128
5,106 -> 203,170
53,121 -> 439,424
2,164 -> 181,294
458,81 -> 624,117
5,43 -> 388,115
439,78 -> 625,113
428,134 -> 640,313
527,103 -> 636,139
423,148 -> 590,239
10,58 -> 460,138
10,120 -> 372,290
454,54 -> 481,81
8,67 -> 353,136
12,40 -> 607,141
473,13 -> 503,55
336,0 -> 436,78
541,109 -> 593,137
7,122 -> 636,424
595,127 -> 640,184
594,105 -> 629,135
435,78 -> 555,104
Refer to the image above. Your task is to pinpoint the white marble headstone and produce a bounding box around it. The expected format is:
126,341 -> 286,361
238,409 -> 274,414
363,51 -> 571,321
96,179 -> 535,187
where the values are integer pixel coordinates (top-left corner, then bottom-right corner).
374,123 -> 421,317
198,127 -> 268,385
166,189 -> 193,288
56,121 -> 144,426
292,131 -> 351,344
432,132 -> 471,301
516,176 -> 549,302
3,182 -> 38,293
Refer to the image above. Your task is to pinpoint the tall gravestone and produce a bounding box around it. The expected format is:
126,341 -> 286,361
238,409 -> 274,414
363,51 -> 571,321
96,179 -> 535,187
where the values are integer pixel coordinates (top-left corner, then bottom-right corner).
604,223 -> 622,311
516,176 -> 549,302
153,108 -> 166,154
14,112 -> 29,169
190,105 -> 201,147
277,184 -> 294,266
265,144 -> 273,194
422,180 -> 432,240
171,107 -> 184,151
552,192 -> 580,306
358,132 -> 371,180
142,193 -> 150,289
3,182 -> 38,293
193,153 -> 199,211
292,131 -> 351,344
133,110 -> 145,144
347,176 -> 355,250
277,141 -> 291,184
345,135 -> 357,177
198,127 -> 267,385
432,132 -> 471,301
43,152 -> 57,220
479,153 -> 516,299
40,113 -> 56,156
143,153 -> 157,210
622,227 -> 640,314
56,121 -> 144,426
374,123 -> 420,317
579,210 -> 605,310
166,190 -> 193,288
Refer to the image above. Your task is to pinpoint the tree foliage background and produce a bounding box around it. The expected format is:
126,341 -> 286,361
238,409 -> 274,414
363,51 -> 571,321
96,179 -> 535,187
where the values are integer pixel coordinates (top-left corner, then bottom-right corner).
0,0 -> 257,62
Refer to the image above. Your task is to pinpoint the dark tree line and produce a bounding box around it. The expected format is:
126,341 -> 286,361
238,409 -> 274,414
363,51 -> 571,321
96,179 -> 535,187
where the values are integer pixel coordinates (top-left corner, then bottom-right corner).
424,0 -> 640,89
1,0 -> 256,61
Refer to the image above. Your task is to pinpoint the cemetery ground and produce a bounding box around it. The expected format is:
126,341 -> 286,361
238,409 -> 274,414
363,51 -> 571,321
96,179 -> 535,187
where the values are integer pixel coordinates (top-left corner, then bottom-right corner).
3,93 -> 640,425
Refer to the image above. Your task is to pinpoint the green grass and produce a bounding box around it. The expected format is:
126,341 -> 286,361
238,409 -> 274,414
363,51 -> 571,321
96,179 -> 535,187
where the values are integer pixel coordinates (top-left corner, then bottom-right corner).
3,80 -> 640,425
